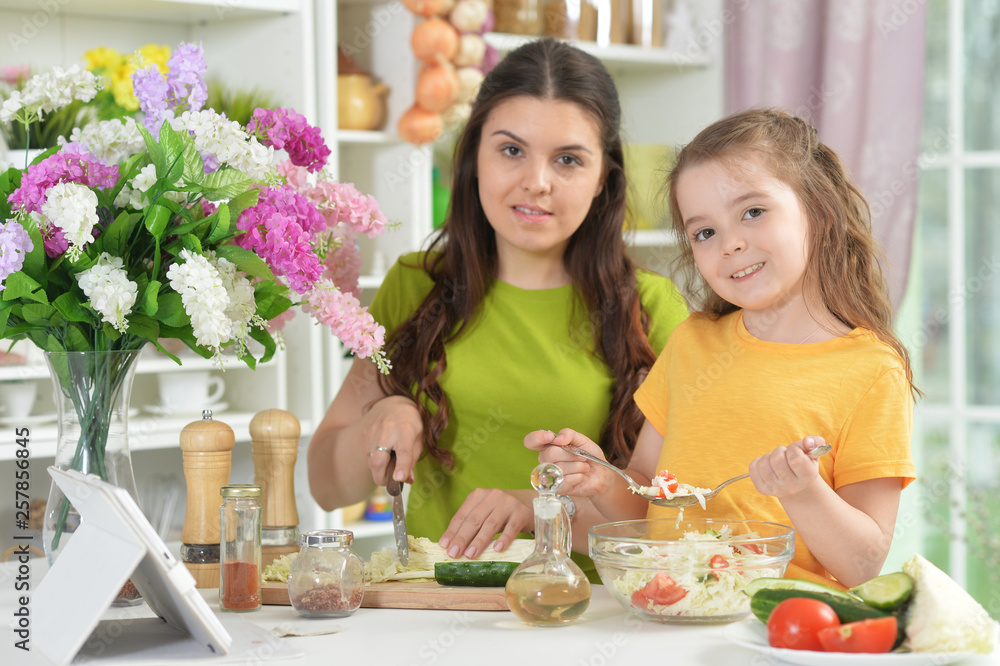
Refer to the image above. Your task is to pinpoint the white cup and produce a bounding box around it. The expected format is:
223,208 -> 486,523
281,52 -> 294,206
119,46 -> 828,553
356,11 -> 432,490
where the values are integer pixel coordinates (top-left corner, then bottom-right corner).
157,372 -> 225,412
0,380 -> 38,419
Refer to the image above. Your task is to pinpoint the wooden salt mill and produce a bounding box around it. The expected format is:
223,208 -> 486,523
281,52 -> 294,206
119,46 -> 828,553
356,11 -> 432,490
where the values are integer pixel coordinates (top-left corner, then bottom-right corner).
250,409 -> 301,567
179,410 -> 235,588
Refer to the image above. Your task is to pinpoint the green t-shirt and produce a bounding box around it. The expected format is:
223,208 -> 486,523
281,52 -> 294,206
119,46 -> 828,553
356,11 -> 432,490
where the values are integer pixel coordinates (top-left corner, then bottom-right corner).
368,252 -> 688,575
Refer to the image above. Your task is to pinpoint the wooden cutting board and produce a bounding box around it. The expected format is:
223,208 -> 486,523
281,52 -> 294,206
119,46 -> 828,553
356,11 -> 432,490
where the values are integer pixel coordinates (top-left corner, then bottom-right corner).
262,580 -> 508,611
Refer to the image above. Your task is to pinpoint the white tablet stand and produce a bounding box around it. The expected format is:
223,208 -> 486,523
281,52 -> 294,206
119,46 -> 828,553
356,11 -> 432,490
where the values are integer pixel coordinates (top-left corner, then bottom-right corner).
34,467 -> 232,665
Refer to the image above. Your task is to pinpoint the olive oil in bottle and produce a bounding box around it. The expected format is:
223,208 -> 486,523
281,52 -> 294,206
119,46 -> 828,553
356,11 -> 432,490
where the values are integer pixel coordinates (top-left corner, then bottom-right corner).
505,463 -> 591,626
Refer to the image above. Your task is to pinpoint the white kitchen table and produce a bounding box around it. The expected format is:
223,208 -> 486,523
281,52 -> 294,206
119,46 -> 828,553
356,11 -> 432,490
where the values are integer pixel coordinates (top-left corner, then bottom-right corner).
3,558 -> 998,666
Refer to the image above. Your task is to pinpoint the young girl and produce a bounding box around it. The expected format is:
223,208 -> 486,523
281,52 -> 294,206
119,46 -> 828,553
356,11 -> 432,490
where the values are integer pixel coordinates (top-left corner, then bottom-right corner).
526,108 -> 917,588
307,39 -> 689,569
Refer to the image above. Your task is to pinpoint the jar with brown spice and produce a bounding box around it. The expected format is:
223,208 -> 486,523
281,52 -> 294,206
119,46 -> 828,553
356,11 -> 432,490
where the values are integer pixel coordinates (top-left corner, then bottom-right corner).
287,529 -> 364,618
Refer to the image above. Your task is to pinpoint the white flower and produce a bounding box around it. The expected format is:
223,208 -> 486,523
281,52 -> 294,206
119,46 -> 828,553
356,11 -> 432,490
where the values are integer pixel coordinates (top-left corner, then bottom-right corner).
40,182 -> 99,261
61,117 -> 144,165
211,255 -> 262,357
76,253 -> 137,333
166,249 -> 232,353
171,109 -> 274,181
0,65 -> 101,122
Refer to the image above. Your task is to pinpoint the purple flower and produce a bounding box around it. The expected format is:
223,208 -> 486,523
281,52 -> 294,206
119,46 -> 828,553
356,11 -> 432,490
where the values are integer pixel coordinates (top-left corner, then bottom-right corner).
9,152 -> 119,216
236,185 -> 326,294
0,220 -> 34,290
133,41 -> 207,134
247,107 -> 330,173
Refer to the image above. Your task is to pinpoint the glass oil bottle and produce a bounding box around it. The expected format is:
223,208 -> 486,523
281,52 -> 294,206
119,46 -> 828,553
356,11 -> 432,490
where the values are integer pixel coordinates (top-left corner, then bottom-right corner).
505,463 -> 591,626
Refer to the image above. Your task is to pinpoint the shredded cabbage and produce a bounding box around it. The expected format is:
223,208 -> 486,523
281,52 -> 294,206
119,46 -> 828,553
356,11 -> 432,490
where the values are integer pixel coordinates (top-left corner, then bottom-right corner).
595,526 -> 785,619
366,536 -> 535,583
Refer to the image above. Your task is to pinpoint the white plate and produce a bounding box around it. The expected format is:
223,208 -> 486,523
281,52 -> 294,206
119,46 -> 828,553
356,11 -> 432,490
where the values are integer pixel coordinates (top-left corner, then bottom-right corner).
0,412 -> 59,426
724,619 -> 987,666
142,402 -> 229,418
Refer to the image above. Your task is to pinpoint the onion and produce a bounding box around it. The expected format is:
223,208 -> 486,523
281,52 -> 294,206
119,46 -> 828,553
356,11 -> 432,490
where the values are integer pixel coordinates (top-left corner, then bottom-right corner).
415,63 -> 460,113
451,34 -> 486,68
455,66 -> 485,104
411,17 -> 460,64
402,0 -> 455,17
397,105 -> 444,145
449,0 -> 490,32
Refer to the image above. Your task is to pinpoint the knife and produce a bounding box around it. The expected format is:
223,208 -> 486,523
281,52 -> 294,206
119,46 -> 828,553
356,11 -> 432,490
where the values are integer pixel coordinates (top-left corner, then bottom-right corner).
385,451 -> 409,565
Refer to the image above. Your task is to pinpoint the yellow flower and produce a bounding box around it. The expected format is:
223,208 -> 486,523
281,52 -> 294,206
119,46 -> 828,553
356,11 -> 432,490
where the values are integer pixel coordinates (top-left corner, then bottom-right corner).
83,46 -> 122,72
138,44 -> 171,72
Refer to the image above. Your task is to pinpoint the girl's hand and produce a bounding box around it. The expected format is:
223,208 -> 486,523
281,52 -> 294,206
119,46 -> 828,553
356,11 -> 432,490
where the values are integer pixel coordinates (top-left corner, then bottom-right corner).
748,435 -> 828,498
438,488 -> 533,559
524,428 -> 618,497
362,395 -> 424,486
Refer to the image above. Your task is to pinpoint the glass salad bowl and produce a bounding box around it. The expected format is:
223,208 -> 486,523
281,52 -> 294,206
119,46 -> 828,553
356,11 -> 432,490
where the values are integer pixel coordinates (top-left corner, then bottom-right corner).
589,518 -> 795,624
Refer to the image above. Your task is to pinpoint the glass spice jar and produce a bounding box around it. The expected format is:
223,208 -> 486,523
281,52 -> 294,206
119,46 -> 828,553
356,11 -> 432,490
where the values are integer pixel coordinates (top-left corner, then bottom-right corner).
288,529 -> 365,618
219,484 -> 262,612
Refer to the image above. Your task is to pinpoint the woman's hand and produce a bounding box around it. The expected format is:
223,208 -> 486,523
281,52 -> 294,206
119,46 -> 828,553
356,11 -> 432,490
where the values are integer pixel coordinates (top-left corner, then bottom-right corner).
361,395 -> 424,485
524,428 -> 618,497
438,488 -> 534,559
748,435 -> 827,498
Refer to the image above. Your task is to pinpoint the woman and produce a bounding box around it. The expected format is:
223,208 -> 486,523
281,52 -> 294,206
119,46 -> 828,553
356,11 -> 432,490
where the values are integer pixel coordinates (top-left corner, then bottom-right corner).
307,39 -> 688,570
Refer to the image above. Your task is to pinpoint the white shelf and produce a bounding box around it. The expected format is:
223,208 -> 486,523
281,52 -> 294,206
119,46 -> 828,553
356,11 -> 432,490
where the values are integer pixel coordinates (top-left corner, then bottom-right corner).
0,411 -> 316,460
484,32 -> 712,69
0,0 -> 301,22
336,130 -> 401,145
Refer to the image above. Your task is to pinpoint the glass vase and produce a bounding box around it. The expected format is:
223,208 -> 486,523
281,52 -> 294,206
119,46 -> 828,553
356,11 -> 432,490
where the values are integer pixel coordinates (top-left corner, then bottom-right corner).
42,349 -> 144,607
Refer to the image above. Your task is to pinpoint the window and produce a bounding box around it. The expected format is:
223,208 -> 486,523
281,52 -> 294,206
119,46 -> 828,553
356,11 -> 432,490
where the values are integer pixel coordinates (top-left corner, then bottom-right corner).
896,0 -> 1000,617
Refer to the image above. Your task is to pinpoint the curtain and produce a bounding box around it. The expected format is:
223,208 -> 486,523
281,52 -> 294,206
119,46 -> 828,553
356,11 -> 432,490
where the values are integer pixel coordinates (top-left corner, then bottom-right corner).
724,0 -> 927,307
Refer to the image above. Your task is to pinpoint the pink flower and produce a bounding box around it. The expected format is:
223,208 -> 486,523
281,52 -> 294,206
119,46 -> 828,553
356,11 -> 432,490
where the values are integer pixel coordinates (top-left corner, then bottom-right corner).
9,152 -> 118,216
236,185 -> 326,294
320,228 -> 362,296
303,281 -> 385,359
265,308 -> 296,333
248,107 -> 330,173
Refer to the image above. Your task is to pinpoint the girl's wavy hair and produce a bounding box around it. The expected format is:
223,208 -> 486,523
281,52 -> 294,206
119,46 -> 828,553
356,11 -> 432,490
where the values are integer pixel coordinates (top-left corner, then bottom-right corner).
377,38 -> 658,468
666,107 -> 919,398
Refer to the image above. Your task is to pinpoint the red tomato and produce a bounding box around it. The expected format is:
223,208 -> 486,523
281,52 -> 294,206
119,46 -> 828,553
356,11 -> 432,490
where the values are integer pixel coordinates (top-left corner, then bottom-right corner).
767,598 -> 841,651
632,572 -> 687,608
709,555 -> 729,569
817,617 -> 898,653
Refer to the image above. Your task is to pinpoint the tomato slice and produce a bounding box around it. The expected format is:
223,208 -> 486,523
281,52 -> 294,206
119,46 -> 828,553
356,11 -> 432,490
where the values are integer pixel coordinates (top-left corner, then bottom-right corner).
634,572 -> 687,606
817,617 -> 898,653
767,598 -> 841,651
709,554 -> 729,569
654,470 -> 679,494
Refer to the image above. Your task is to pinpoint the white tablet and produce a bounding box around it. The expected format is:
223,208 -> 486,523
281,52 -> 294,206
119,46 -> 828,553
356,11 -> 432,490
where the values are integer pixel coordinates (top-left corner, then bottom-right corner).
34,467 -> 231,666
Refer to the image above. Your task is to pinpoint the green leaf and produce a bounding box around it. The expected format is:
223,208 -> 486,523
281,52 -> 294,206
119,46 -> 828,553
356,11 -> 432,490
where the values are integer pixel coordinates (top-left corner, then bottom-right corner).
249,326 -> 276,365
138,124 -> 164,172
201,168 -> 253,201
207,202 -> 231,243
142,280 -> 161,316
21,303 -> 56,326
45,333 -> 67,355
181,138 -> 205,182
52,293 -> 92,323
155,292 -> 190,328
17,216 -> 46,281
64,324 -> 90,351
98,210 -> 136,258
0,308 -> 9,337
225,188 -> 260,220
214,245 -> 274,280
181,234 -> 203,255
158,121 -> 186,183
126,314 -> 160,342
144,203 -> 172,238
4,273 -> 48,304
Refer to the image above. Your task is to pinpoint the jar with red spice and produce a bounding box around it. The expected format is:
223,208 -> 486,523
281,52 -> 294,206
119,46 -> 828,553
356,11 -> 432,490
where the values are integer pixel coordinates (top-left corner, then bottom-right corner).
287,529 -> 364,618
219,484 -> 262,612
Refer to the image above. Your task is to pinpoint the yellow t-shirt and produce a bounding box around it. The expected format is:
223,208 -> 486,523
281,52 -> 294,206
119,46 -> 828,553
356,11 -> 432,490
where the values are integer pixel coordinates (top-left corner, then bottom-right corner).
634,311 -> 915,588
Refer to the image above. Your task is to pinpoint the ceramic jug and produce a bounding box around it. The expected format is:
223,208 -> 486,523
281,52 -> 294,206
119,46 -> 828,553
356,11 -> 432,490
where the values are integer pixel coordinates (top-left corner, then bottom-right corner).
337,74 -> 389,131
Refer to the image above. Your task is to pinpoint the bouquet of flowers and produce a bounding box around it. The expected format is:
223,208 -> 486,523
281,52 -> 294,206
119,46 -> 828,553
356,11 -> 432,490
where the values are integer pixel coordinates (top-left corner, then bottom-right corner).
83,44 -> 172,120
0,42 -> 391,556
0,64 -> 98,152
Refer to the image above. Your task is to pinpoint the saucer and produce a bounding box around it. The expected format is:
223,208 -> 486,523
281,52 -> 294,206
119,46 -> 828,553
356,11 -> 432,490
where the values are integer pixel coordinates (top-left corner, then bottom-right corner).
142,402 -> 229,418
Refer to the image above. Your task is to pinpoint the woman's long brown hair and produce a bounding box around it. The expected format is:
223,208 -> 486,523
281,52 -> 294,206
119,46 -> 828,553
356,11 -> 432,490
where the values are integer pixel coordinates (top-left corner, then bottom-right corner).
377,38 -> 658,468
666,108 -> 919,398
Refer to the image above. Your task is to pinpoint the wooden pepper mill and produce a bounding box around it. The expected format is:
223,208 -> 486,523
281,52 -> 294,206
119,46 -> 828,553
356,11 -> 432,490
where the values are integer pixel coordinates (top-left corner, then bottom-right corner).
250,409 -> 301,568
179,410 -> 236,588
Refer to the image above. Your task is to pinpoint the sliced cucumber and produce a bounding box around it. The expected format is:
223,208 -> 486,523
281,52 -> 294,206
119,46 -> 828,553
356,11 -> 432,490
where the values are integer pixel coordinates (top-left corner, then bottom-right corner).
434,561 -> 519,587
745,576 -> 860,602
849,571 -> 914,611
